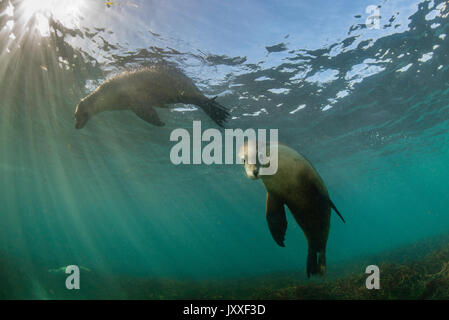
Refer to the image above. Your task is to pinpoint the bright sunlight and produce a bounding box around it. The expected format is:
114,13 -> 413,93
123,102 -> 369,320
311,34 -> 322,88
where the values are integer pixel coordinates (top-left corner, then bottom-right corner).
17,0 -> 86,36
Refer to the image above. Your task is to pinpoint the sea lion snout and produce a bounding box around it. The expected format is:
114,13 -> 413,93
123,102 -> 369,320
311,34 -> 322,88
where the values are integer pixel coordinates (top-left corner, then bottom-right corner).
244,163 -> 260,180
252,168 -> 259,178
239,141 -> 261,180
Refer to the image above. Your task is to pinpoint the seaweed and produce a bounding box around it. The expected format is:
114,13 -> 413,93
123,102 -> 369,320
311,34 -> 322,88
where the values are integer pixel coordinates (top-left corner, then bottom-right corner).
2,234 -> 449,299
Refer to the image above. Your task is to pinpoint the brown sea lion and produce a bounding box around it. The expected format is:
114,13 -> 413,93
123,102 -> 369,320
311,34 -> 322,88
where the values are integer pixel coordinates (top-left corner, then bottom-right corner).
74,66 -> 229,129
239,141 -> 344,277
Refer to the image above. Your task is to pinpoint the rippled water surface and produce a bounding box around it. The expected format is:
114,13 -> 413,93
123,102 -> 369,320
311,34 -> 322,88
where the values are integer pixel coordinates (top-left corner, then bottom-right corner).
0,0 -> 449,299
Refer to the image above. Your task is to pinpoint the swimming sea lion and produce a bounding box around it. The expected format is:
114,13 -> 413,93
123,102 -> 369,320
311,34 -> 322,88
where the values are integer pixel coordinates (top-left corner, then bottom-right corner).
74,66 -> 229,129
239,141 -> 344,277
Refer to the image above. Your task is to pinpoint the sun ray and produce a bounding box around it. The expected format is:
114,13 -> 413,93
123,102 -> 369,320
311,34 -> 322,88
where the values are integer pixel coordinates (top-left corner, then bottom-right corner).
16,0 -> 86,36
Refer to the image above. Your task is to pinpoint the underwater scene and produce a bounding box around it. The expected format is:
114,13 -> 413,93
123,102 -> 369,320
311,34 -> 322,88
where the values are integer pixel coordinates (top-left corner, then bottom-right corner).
1,0 -> 449,300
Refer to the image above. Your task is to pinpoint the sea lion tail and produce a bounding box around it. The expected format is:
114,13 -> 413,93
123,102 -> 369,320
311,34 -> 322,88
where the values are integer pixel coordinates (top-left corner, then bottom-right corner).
307,248 -> 326,278
197,96 -> 230,127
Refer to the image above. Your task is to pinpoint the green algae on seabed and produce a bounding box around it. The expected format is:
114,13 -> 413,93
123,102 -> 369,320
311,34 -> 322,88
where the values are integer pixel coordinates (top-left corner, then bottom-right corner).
255,237 -> 449,300
2,234 -> 449,299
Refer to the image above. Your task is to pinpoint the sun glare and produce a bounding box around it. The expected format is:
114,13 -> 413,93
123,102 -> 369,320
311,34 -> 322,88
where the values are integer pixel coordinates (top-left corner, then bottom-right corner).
18,0 -> 86,36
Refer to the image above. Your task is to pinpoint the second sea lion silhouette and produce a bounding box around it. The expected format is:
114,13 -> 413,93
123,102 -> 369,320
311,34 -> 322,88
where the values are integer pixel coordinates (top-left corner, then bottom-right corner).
74,66 -> 229,129
239,141 -> 345,277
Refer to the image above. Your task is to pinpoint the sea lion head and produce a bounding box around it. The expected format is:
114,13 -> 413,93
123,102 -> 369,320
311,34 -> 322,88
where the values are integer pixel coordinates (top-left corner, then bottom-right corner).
239,140 -> 279,179
74,99 -> 90,129
239,141 -> 260,180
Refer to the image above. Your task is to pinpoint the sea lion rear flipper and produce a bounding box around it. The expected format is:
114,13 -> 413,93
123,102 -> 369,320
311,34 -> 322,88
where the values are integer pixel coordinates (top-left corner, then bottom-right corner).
133,106 -> 165,126
266,192 -> 287,247
307,248 -> 326,278
195,97 -> 230,128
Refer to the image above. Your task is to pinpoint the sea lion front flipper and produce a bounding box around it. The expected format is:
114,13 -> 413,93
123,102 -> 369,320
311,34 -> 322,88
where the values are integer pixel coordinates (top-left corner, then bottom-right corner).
266,192 -> 287,247
133,106 -> 165,126
329,199 -> 345,223
308,179 -> 345,223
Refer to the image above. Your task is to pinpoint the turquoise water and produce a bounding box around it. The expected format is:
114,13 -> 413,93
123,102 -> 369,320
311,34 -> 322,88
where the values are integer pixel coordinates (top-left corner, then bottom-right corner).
1,0 -> 449,299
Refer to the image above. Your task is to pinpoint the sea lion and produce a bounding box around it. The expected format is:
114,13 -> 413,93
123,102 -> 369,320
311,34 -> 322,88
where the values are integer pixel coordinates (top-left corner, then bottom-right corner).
74,66 -> 229,129
239,141 -> 344,277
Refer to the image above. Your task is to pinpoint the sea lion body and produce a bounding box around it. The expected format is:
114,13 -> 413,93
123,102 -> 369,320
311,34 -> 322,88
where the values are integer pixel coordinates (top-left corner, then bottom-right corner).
240,142 -> 344,277
75,66 -> 229,129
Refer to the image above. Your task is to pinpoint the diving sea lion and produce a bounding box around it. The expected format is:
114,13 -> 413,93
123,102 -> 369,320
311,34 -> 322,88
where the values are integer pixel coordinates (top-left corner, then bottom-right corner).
74,66 -> 229,129
239,142 -> 344,277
